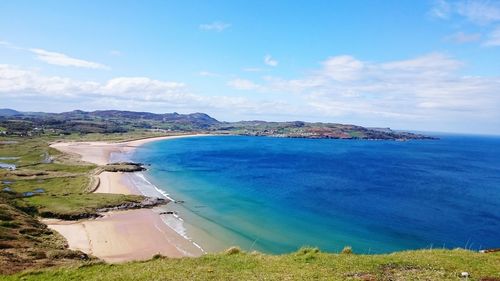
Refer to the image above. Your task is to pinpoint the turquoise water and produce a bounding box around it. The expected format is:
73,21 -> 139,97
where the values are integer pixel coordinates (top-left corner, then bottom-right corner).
132,135 -> 500,254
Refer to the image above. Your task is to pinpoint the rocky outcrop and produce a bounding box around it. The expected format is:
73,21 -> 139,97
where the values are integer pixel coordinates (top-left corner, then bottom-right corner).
96,197 -> 169,213
39,197 -> 169,220
102,162 -> 146,172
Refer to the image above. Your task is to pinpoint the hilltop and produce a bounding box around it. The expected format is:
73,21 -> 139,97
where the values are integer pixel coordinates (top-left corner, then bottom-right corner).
0,109 -> 434,140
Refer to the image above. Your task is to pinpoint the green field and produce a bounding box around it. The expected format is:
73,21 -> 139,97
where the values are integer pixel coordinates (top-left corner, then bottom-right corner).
0,135 -> 144,220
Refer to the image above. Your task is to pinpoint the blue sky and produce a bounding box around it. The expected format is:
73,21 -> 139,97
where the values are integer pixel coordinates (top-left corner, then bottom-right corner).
1,0 -> 500,134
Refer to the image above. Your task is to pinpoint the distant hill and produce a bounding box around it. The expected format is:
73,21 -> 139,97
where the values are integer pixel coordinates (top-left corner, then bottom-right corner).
58,110 -> 220,128
0,109 -> 435,140
0,108 -> 22,116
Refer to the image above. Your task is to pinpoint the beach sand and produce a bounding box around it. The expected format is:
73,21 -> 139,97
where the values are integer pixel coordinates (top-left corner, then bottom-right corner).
45,209 -> 197,262
45,134 -> 209,262
94,172 -> 137,194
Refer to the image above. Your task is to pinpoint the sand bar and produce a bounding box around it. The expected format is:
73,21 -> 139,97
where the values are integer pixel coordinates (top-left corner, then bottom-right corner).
45,134 -> 210,262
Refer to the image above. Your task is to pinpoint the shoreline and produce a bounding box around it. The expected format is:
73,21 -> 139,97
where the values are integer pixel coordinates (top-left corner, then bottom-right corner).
46,134 -> 210,262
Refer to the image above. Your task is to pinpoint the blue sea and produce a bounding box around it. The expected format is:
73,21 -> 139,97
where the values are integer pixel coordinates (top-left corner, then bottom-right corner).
130,135 -> 500,254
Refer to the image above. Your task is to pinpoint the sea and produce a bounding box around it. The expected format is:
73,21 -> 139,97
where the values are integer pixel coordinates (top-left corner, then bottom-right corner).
126,134 -> 500,254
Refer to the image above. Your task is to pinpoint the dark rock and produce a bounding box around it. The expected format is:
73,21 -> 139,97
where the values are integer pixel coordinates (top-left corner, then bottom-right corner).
159,211 -> 177,215
103,162 -> 146,172
96,197 -> 169,213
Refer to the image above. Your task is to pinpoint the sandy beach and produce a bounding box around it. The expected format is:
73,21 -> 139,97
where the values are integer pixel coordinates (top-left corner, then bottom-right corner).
50,134 -> 203,166
94,172 -> 137,194
46,134 -> 209,262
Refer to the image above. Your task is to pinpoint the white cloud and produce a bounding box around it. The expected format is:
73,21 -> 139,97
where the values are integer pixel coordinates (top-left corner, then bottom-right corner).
0,64 -> 186,100
101,77 -> 186,100
431,0 -> 500,25
0,64 -> 99,96
1,50 -> 500,133
430,1 -> 500,47
483,26 -> 500,46
227,78 -> 263,91
380,53 -> 462,73
430,0 -> 452,19
445,31 -> 481,43
29,48 -> 109,69
456,0 -> 500,25
0,64 -> 292,117
264,55 -> 278,67
0,41 -> 109,69
322,55 -> 364,81
199,21 -> 231,32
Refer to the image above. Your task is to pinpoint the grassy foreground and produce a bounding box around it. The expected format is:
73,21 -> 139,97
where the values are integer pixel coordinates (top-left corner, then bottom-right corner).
2,248 -> 499,281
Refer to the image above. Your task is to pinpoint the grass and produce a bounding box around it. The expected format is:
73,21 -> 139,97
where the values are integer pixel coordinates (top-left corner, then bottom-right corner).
4,175 -> 142,219
348,131 -> 365,138
0,196 -> 89,274
102,163 -> 145,173
1,136 -> 143,219
19,193 -> 142,219
27,163 -> 96,174
1,248 -> 499,280
6,176 -> 89,194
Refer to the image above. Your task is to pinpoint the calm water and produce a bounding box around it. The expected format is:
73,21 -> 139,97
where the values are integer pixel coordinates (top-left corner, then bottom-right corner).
132,135 -> 500,254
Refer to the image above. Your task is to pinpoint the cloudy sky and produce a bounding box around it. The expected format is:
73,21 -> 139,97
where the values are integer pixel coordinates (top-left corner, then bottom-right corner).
1,0 -> 500,134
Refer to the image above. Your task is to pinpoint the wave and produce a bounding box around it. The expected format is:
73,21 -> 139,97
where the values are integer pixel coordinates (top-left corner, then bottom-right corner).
125,172 -> 206,254
113,146 -> 207,254
131,172 -> 174,201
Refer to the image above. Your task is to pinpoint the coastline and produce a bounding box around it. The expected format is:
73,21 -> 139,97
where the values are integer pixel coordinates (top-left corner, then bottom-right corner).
45,134 -> 210,263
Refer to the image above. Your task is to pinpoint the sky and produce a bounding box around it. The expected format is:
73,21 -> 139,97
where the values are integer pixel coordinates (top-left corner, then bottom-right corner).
1,0 -> 500,134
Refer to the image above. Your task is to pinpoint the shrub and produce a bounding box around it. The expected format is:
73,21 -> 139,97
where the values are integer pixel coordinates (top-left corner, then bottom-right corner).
0,233 -> 16,241
295,247 -> 320,263
0,241 -> 13,249
0,221 -> 19,228
0,213 -> 13,221
47,249 -> 88,260
152,253 -> 164,260
341,246 -> 353,254
19,227 -> 44,236
28,250 -> 47,259
296,247 -> 320,255
224,246 -> 241,255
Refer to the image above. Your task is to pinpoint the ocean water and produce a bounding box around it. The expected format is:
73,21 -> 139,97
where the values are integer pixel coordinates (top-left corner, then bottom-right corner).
131,135 -> 500,254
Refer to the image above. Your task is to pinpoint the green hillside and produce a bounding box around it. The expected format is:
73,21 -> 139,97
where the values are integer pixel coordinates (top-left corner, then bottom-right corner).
3,249 -> 500,281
